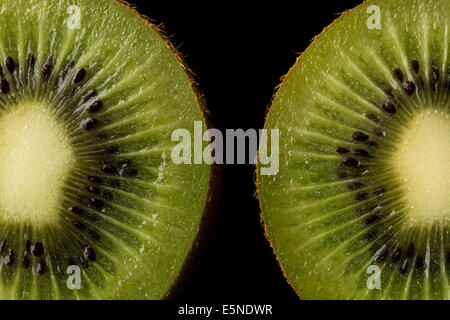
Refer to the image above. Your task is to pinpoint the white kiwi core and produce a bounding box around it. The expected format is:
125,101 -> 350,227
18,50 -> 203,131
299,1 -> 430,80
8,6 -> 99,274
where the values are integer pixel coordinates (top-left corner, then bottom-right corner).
394,111 -> 450,223
0,101 -> 74,225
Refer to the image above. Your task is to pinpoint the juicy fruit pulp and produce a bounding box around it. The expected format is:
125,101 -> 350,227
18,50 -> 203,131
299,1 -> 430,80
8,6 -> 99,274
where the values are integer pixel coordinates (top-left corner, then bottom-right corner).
258,0 -> 450,299
0,0 -> 210,299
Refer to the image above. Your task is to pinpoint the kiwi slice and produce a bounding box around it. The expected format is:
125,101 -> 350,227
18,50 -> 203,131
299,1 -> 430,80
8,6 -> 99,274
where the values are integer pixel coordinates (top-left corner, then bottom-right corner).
0,0 -> 213,299
257,0 -> 450,300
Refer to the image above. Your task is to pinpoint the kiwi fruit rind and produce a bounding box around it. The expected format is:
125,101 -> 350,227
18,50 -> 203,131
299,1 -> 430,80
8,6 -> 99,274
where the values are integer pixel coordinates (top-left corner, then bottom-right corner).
257,0 -> 450,300
0,0 -> 213,299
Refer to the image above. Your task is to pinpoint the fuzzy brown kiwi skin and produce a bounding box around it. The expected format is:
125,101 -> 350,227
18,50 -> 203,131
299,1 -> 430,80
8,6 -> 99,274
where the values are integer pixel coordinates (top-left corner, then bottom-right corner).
255,0 -> 370,300
113,0 -> 221,300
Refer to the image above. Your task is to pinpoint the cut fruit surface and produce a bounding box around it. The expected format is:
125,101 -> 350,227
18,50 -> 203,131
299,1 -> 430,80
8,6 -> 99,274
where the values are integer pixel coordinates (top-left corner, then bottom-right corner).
258,0 -> 450,300
0,0 -> 211,300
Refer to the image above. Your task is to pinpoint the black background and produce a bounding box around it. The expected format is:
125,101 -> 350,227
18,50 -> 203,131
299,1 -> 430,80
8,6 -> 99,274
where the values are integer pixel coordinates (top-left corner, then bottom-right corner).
126,0 -> 363,302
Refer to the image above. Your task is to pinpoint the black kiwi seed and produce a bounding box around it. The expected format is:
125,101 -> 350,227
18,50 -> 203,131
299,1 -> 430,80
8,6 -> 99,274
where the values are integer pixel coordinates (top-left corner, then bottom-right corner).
28,54 -> 36,70
365,214 -> 378,224
355,193 -> 368,201
88,176 -> 103,184
5,57 -> 15,73
354,149 -> 369,157
336,147 -> 350,154
446,79 -> 450,93
401,260 -> 409,275
37,260 -> 45,275
348,182 -> 364,190
83,89 -> 98,102
376,250 -> 388,263
102,164 -> 117,174
106,146 -> 119,154
74,68 -> 86,83
32,242 -> 44,257
88,100 -> 103,113
343,157 -> 358,167
68,206 -> 84,215
23,256 -> 30,269
412,60 -> 419,73
89,199 -> 104,208
1,79 -> 10,94
365,113 -> 380,123
110,179 -> 121,188
85,185 -> 101,195
404,81 -> 416,95
365,141 -> 378,148
394,68 -> 404,82
4,250 -> 14,266
103,191 -> 113,200
392,249 -> 402,263
84,118 -> 98,130
25,240 -> 31,252
352,132 -> 369,142
123,168 -> 138,177
382,101 -> 396,114
88,230 -> 101,241
416,256 -> 424,269
418,77 -> 425,88
337,172 -> 348,179
385,89 -> 394,98
42,62 -> 52,81
364,230 -> 377,241
72,221 -> 86,230
407,243 -> 415,257
84,246 -> 96,262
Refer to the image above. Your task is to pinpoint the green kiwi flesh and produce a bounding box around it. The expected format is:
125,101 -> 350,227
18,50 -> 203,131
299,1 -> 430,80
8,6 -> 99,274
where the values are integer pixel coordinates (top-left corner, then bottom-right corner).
0,0 -> 211,299
258,0 -> 450,300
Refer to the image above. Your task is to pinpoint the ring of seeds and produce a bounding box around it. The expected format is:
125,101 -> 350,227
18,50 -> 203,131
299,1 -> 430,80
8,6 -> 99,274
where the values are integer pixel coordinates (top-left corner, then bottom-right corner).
0,0 -> 211,300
